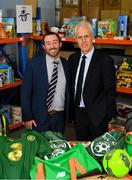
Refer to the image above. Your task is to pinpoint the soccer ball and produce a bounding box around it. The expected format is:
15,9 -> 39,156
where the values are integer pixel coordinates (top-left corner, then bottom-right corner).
103,149 -> 132,177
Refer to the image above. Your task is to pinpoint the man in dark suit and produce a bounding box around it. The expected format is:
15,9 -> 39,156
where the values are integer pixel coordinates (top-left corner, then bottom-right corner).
21,32 -> 69,133
68,22 -> 116,141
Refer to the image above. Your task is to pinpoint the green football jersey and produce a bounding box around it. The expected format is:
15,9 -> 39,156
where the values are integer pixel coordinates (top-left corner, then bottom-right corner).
0,129 -> 51,179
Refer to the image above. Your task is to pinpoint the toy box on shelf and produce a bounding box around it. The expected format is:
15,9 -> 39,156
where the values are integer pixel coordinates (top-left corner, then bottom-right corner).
116,58 -> 132,88
0,64 -> 14,86
98,19 -> 117,39
11,105 -> 22,125
0,104 -> 22,126
2,17 -> 16,38
89,18 -> 98,37
63,16 -> 86,37
117,16 -> 128,37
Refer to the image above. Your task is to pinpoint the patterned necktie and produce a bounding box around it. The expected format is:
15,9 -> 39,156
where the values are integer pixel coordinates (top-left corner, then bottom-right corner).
75,55 -> 86,107
47,61 -> 59,109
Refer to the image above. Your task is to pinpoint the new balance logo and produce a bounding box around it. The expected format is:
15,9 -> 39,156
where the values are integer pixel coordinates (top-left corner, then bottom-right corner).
56,171 -> 66,178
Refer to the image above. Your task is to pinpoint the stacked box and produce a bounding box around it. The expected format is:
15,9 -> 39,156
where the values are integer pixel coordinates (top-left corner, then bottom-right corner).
11,106 -> 22,124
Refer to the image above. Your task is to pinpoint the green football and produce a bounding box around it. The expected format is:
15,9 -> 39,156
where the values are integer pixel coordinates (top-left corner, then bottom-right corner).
103,149 -> 132,177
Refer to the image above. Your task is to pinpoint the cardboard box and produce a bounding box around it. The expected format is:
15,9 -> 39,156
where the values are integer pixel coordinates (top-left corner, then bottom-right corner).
24,0 -> 37,17
82,7 -> 100,19
60,7 -> 80,25
63,0 -> 72,6
87,0 -> 103,7
121,10 -> 132,22
56,0 -> 63,8
103,0 -> 121,10
101,10 -> 120,21
72,0 -> 80,7
121,0 -> 132,10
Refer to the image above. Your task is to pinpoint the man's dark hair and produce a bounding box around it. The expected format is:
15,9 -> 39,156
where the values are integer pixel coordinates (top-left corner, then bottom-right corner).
43,31 -> 61,45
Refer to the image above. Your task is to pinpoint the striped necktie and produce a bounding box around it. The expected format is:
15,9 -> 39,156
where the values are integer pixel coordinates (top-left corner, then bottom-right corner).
47,61 -> 59,109
75,55 -> 86,107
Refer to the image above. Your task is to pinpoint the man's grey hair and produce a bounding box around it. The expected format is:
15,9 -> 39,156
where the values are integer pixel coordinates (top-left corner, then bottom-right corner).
75,21 -> 93,37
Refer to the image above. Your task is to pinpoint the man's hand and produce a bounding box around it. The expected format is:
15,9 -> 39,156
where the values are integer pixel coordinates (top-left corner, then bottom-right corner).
24,120 -> 37,129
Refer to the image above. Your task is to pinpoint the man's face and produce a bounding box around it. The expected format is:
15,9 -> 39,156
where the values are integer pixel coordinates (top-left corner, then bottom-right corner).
76,25 -> 94,54
43,34 -> 62,58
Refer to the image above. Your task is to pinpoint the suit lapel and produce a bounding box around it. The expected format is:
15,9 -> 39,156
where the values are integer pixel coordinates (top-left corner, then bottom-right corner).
73,53 -> 81,85
83,49 -> 98,93
40,54 -> 49,86
61,58 -> 67,81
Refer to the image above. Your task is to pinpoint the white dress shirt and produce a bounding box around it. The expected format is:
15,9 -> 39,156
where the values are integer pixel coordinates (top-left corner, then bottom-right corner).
75,47 -> 94,107
46,54 -> 66,111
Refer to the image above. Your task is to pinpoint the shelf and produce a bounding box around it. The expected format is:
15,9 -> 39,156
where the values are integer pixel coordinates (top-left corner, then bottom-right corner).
62,37 -> 76,42
116,87 -> 132,94
94,38 -> 132,45
31,36 -> 132,45
30,36 -> 132,45
0,37 -> 23,44
0,80 -> 22,90
30,35 -> 43,40
62,37 -> 132,45
9,122 -> 24,130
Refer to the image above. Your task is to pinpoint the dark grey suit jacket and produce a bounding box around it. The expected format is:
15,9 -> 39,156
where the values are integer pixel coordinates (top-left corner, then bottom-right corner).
68,48 -> 116,126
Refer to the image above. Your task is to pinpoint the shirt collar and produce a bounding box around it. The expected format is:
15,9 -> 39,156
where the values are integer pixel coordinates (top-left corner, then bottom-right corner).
81,47 -> 94,60
46,54 -> 60,64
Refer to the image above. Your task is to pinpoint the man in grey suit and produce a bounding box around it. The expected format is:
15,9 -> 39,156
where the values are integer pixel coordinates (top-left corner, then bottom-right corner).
68,22 -> 116,141
21,32 -> 69,133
